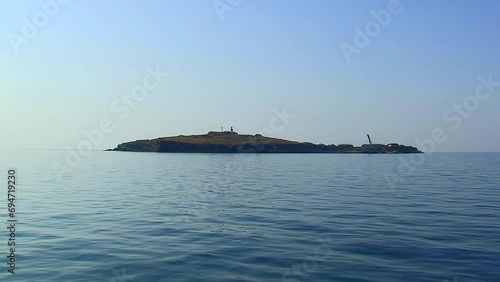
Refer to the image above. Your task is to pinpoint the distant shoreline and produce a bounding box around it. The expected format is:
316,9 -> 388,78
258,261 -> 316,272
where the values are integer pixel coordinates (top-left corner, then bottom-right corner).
108,132 -> 423,154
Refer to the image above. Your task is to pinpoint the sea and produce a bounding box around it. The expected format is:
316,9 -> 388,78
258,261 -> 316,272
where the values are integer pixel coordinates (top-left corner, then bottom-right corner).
1,149 -> 499,282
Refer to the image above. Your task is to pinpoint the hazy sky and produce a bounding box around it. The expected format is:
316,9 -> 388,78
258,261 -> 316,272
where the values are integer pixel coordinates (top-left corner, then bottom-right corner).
1,0 -> 499,152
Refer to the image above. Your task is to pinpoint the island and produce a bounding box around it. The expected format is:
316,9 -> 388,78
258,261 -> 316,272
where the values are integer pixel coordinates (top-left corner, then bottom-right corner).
108,129 -> 422,154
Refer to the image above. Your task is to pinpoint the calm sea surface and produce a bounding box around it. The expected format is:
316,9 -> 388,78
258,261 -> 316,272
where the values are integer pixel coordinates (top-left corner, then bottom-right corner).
1,150 -> 499,282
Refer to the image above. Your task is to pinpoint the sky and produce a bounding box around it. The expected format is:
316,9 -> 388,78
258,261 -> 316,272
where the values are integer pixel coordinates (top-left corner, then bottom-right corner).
1,0 -> 499,152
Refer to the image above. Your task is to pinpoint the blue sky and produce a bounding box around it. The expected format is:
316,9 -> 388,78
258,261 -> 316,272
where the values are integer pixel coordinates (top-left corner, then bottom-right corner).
1,0 -> 499,152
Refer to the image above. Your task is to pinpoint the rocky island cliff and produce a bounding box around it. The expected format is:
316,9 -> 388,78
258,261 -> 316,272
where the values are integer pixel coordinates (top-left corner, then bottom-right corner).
109,131 -> 422,154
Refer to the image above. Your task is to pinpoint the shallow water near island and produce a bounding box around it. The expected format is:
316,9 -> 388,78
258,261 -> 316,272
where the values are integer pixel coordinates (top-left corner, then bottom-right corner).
1,150 -> 500,281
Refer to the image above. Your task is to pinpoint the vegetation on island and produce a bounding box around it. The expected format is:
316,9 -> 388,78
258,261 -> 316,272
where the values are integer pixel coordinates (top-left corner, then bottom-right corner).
109,131 -> 422,154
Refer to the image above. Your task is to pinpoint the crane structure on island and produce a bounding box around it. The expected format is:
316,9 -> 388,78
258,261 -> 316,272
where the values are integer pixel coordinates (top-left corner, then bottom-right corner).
367,134 -> 373,145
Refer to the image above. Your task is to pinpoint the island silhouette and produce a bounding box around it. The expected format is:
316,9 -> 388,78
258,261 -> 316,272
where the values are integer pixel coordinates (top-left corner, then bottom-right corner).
109,130 -> 422,154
